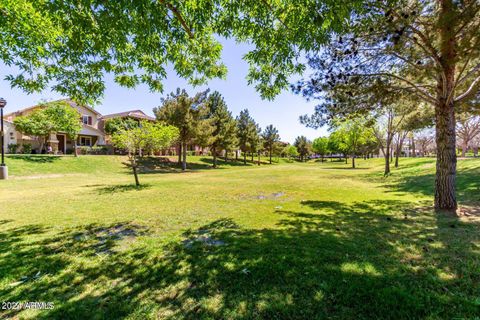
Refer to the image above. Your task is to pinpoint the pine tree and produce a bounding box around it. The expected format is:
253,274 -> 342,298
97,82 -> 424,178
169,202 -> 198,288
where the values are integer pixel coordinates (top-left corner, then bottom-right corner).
262,125 -> 280,164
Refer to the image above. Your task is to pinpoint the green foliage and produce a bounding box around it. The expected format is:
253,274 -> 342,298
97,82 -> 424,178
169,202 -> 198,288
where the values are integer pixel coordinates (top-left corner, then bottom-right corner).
112,121 -> 179,185
201,91 -> 237,165
21,143 -> 32,154
112,122 -> 179,156
13,101 -> 82,153
331,118 -> 374,157
154,88 -> 208,145
283,144 -> 299,159
294,136 -> 312,161
312,137 -> 329,157
7,144 -> 18,154
104,118 -> 140,136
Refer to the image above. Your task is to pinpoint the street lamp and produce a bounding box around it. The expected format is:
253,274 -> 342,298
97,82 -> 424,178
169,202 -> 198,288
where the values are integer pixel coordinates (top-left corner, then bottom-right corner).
0,97 -> 8,180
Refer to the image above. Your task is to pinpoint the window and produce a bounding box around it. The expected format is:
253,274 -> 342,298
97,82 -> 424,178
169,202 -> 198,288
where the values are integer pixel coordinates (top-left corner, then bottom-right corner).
80,136 -> 92,146
82,115 -> 93,125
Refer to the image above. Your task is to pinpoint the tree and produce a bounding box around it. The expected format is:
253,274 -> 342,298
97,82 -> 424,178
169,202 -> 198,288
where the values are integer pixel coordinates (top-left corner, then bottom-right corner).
312,137 -> 329,162
1,1 -> 232,104
330,118 -> 373,169
456,114 -> 480,157
250,124 -> 263,165
294,136 -> 312,162
262,125 -> 280,164
295,0 -> 480,213
248,122 -> 261,163
154,88 -> 208,171
112,122 -> 178,186
202,92 -> 237,168
13,101 -> 82,154
283,144 -> 299,160
236,109 -> 253,165
104,118 -> 140,136
46,101 -> 83,157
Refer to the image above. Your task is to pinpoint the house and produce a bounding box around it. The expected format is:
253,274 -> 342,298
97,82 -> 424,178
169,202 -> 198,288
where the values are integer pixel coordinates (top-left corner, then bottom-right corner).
4,99 -> 106,154
2,120 -> 17,154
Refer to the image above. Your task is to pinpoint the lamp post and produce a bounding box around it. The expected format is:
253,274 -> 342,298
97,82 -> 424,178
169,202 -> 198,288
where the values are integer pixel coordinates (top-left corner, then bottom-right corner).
0,97 -> 8,180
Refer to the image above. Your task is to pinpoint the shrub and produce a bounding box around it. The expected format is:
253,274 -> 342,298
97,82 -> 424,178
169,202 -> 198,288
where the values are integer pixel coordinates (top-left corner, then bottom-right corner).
78,146 -> 109,155
7,143 -> 18,154
22,143 -> 32,154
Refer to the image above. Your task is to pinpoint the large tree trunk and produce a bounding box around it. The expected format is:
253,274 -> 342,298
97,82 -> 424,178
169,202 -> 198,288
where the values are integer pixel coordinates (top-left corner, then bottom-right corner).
434,0 -> 457,213
435,100 -> 457,213
352,155 -> 355,168
474,147 -> 479,157
236,150 -> 239,161
251,153 -> 254,162
243,151 -> 246,164
395,133 -> 406,168
182,143 -> 187,171
269,147 -> 272,164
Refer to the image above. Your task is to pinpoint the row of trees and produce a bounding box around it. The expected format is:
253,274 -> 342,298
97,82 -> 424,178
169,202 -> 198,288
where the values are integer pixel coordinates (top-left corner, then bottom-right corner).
153,88 -> 282,170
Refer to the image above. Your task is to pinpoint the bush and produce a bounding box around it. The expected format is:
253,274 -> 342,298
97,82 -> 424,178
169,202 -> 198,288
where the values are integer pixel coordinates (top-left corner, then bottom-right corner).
22,143 -> 32,154
78,146 -> 109,155
7,143 -> 18,154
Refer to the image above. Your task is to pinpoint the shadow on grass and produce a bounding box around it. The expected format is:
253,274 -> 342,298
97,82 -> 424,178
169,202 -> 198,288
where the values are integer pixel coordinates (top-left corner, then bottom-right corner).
7,155 -> 61,163
94,183 -> 152,194
1,200 -> 478,319
382,165 -> 480,205
121,156 -> 266,176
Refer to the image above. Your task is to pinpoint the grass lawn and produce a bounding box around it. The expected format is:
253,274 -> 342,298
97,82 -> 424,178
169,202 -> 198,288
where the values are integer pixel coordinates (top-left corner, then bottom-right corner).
0,155 -> 479,319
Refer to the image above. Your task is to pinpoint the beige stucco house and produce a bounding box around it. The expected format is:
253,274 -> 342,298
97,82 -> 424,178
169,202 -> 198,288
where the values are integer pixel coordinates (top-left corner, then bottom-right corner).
4,99 -> 106,154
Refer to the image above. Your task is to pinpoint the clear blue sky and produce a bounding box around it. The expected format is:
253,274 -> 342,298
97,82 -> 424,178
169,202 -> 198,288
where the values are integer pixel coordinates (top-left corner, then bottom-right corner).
0,38 -> 326,143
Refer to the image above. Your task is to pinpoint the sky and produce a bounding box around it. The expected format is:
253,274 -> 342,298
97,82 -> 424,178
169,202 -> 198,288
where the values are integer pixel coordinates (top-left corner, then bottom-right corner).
0,38 -> 327,144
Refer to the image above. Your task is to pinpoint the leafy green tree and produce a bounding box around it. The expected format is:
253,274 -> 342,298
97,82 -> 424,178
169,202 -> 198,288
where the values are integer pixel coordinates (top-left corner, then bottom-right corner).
154,88 -> 208,171
13,101 -> 82,154
202,92 -> 238,167
312,137 -> 329,162
248,123 -> 262,164
294,136 -> 312,162
283,144 -> 299,160
112,122 -> 178,186
294,0 -> 480,212
236,109 -> 258,164
330,118 -> 373,169
262,125 -> 280,164
104,118 -> 140,136
46,101 -> 83,157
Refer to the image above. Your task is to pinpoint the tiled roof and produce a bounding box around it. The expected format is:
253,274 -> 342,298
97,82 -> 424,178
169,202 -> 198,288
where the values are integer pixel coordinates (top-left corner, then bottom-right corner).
100,110 -> 156,121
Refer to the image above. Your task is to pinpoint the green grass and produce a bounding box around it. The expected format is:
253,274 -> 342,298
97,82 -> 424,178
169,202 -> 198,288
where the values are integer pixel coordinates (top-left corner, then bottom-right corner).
0,155 -> 479,319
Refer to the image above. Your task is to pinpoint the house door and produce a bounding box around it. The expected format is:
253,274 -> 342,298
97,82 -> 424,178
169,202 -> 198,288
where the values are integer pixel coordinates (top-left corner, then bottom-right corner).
57,134 -> 66,154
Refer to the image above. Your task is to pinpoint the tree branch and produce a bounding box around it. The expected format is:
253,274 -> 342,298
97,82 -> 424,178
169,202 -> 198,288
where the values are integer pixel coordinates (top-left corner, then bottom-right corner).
159,0 -> 194,38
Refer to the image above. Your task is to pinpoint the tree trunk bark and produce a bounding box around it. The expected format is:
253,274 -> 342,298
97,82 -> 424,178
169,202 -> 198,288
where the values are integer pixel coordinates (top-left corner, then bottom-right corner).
73,138 -> 78,157
434,100 -> 457,213
258,153 -> 260,166
243,151 -> 246,165
251,153 -> 254,162
461,141 -> 467,157
236,150 -> 238,161
182,143 -> 187,171
434,0 -> 457,214
352,155 -> 355,168
269,147 -> 272,164
131,157 -> 140,186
